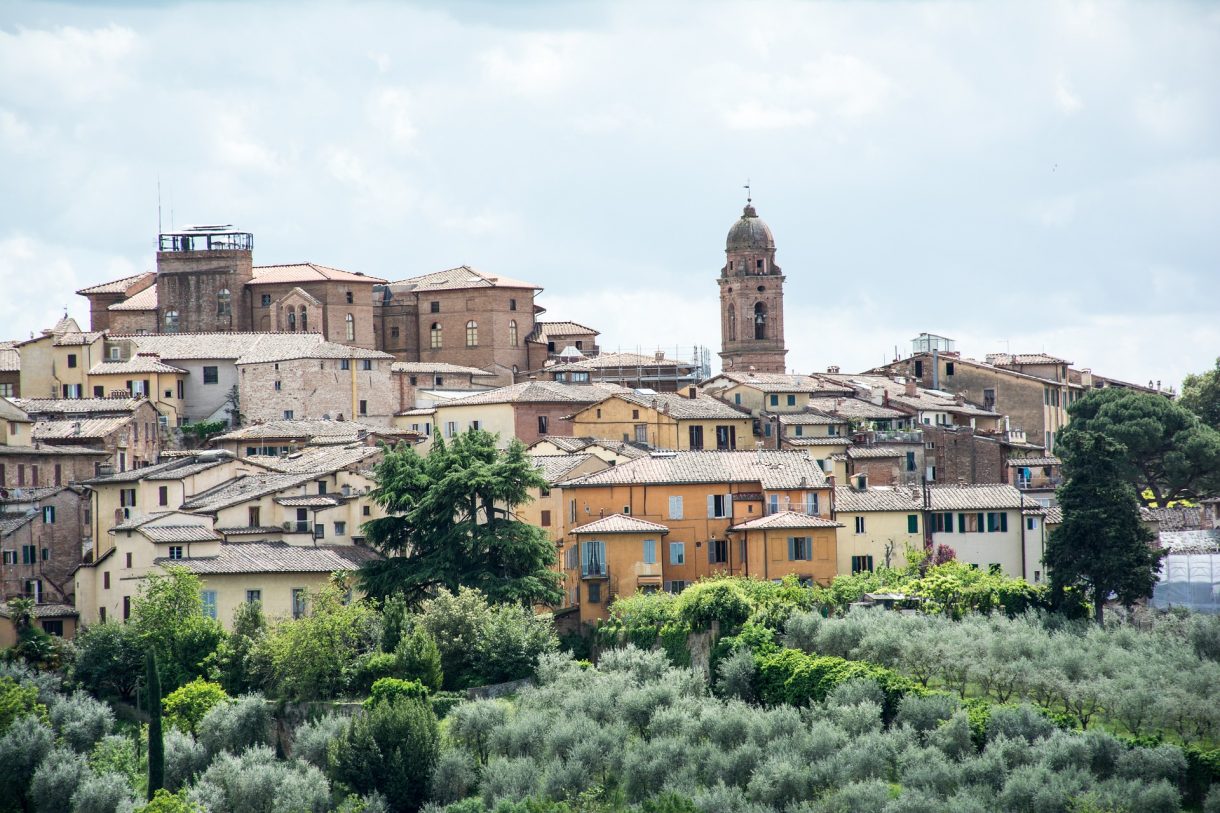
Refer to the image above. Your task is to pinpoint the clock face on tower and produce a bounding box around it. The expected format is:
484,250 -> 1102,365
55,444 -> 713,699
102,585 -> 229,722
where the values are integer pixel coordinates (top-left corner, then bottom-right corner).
718,199 -> 787,374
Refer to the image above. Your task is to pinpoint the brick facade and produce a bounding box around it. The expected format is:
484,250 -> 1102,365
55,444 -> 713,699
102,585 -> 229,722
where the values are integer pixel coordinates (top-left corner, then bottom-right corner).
0,486 -> 89,605
719,202 -> 787,374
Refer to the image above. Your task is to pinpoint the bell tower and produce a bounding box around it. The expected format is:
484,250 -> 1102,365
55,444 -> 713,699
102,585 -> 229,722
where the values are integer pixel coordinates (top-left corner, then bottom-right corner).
717,194 -> 787,373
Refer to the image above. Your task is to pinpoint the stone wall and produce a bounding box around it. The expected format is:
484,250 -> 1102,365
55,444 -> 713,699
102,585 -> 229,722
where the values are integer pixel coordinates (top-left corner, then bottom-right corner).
155,249 -> 254,334
0,486 -> 88,604
239,358 -> 396,425
512,402 -> 582,446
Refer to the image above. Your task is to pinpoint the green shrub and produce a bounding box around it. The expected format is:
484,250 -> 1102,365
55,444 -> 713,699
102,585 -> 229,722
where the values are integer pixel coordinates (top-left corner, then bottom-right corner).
658,623 -> 691,667
365,678 -> 428,709
197,695 -> 273,758
395,626 -> 444,692
754,648 -> 921,719
162,679 -> 229,735
50,690 -> 115,753
674,580 -> 752,632
354,653 -> 403,694
0,715 -> 54,806
292,713 -> 349,769
134,789 -> 202,813
30,746 -> 90,813
430,691 -> 467,720
0,676 -> 46,734
71,771 -> 139,813
328,697 -> 438,813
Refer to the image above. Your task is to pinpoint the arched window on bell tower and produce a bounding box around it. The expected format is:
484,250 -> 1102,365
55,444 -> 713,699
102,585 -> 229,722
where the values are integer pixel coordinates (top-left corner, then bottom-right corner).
727,305 -> 737,341
754,302 -> 767,340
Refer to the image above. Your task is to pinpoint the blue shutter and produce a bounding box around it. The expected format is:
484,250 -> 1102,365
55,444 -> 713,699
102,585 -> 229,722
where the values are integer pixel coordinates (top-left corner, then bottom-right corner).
957,513 -> 965,534
944,513 -> 953,533
787,537 -> 795,561
1000,512 -> 1008,532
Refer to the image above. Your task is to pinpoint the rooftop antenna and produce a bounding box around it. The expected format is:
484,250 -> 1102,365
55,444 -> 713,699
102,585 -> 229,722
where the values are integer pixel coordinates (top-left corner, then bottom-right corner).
157,175 -> 162,235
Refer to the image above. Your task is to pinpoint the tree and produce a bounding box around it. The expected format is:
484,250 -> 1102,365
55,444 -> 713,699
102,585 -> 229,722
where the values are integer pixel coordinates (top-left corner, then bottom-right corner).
1065,388 -> 1220,503
70,621 -> 145,701
213,601 -> 266,695
1045,429 -> 1164,625
328,696 -> 438,813
1181,357 -> 1220,431
148,650 -> 165,799
394,626 -> 443,692
359,431 -> 563,607
131,567 -> 226,690
162,679 -> 229,735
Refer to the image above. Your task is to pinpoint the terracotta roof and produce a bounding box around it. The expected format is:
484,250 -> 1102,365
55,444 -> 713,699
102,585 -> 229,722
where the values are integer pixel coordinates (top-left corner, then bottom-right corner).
926,484 -> 1037,511
76,272 -> 156,296
986,353 -> 1071,367
1044,505 -> 1063,524
399,408 -> 436,417
529,436 -> 597,453
1159,530 -> 1220,554
275,495 -> 343,507
834,486 -> 923,513
816,375 -> 999,419
602,391 -> 750,421
441,381 -> 624,407
215,526 -> 287,536
808,398 -> 909,420
847,446 -> 905,459
0,602 -> 78,619
13,397 -> 142,416
0,347 -> 20,372
730,511 -> 842,531
388,266 -> 540,293
778,413 -> 848,426
181,473 -> 319,513
0,398 -> 30,422
235,339 -> 391,365
527,321 -> 599,342
138,525 -> 222,543
783,437 -> 851,447
88,356 -> 187,375
250,263 -> 386,285
0,513 -> 35,537
545,352 -> 691,372
571,514 -> 669,534
1006,456 -> 1061,468
88,455 -> 231,484
0,485 -> 72,504
109,284 -> 158,311
531,453 -> 601,484
117,332 -> 385,364
52,331 -> 106,346
390,362 -> 494,376
215,419 -> 379,442
155,541 -> 379,574
707,372 -> 852,394
34,417 -> 130,440
561,450 -> 829,490
251,445 -> 382,474
0,443 -> 106,458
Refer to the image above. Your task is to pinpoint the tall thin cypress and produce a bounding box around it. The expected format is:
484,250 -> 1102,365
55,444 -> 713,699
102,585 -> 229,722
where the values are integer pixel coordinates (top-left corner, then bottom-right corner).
146,648 -> 164,798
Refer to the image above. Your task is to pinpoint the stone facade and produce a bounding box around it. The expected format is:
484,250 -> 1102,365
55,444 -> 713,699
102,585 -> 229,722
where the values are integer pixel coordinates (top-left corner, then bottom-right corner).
238,354 -> 396,425
0,448 -> 108,490
718,200 -> 787,374
921,425 -> 1007,486
0,486 -> 89,605
155,246 -> 255,334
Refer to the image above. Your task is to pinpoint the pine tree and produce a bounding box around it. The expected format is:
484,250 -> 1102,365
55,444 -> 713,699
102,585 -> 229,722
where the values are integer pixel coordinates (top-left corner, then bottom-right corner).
147,649 -> 165,798
1045,429 -> 1164,624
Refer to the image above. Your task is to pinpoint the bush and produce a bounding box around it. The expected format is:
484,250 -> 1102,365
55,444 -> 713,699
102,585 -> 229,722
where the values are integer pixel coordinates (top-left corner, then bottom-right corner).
49,690 -> 114,752
447,699 -> 511,765
714,647 -> 758,702
163,729 -> 208,792
68,622 -> 145,702
0,715 -> 54,806
292,713 -> 349,768
354,653 -> 403,694
88,734 -> 143,791
754,648 -> 920,718
134,789 -> 202,813
365,677 -> 428,709
396,626 -> 444,692
70,771 -> 138,813
430,748 -> 479,804
328,697 -> 439,813
986,704 -> 1057,744
675,580 -> 752,632
197,694 -> 273,758
897,693 -> 961,735
429,691 -> 467,720
163,679 -> 229,735
781,610 -> 822,653
189,746 -> 329,813
30,747 -> 90,813
0,676 -> 46,735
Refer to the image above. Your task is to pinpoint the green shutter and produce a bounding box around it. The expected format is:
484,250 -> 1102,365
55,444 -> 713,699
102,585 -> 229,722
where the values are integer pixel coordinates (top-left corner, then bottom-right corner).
1000,512 -> 1008,532
957,513 -> 965,534
788,537 -> 796,561
944,513 -> 954,533
907,514 -> 918,534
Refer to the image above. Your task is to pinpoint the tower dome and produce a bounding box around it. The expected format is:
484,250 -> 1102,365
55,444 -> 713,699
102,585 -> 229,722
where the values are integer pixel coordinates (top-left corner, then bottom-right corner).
726,202 -> 775,252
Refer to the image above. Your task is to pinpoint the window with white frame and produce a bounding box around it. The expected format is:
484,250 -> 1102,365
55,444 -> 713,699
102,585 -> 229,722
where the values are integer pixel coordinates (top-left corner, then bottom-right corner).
669,541 -> 685,565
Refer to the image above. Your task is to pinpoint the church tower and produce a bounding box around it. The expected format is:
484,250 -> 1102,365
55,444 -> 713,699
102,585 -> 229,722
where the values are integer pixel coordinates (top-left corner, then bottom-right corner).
717,196 -> 787,373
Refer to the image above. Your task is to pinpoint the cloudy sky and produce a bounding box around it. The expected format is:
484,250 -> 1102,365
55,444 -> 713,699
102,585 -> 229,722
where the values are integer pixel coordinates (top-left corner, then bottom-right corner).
1,0 -> 1217,388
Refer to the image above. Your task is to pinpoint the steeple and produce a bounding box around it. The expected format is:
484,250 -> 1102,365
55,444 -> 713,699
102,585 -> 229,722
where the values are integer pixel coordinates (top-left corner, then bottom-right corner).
717,194 -> 787,374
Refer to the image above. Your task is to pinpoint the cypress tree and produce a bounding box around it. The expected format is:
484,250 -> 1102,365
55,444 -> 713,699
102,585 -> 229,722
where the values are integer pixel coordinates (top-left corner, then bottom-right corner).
146,648 -> 164,798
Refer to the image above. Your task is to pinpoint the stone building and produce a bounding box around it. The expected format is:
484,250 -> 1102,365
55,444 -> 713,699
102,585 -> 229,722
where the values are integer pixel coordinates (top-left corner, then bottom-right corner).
76,226 -> 385,350
15,396 -> 163,474
375,266 -> 542,383
0,485 -> 89,606
525,322 -> 601,372
15,317 -> 104,401
536,351 -> 703,393
718,197 -> 788,374
391,362 -> 498,413
0,342 -> 20,398
430,381 -> 626,449
235,342 -> 395,426
1,399 -> 109,489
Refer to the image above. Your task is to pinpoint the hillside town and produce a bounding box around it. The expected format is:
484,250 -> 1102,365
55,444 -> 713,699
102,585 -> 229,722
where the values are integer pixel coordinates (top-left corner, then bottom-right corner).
2,200 -> 1214,641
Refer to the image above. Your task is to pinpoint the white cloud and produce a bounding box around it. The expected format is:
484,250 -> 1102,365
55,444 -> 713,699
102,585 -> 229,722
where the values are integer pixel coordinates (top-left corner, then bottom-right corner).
370,87 -> 418,147
1033,196 -> 1077,228
1054,74 -> 1082,113
0,24 -> 137,105
211,112 -> 286,174
479,33 -> 586,97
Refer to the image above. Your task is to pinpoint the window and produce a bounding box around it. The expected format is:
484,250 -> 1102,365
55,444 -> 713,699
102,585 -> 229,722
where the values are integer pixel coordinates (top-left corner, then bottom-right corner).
708,494 -> 732,518
667,580 -> 688,594
851,555 -> 875,574
359,400 -> 368,416
299,307 -> 307,331
540,510 -> 551,527
1026,517 -> 1037,530
42,620 -> 63,637
430,301 -> 440,313
391,325 -> 400,339
632,409 -> 640,419
41,547 -> 48,561
103,571 -> 112,589
292,589 -> 307,619
668,496 -> 684,519
983,388 -> 996,409
643,539 -> 657,564
537,415 -> 549,434
986,512 -> 1008,533
314,523 -> 325,539
203,366 -> 219,385
669,541 -> 686,565
716,425 -> 736,450
363,505 -> 371,516
959,513 -> 982,533
335,521 -> 346,536
217,288 -> 231,317
430,323 -> 442,348
22,544 -> 36,564
508,320 -> 518,346
933,512 -> 954,533
345,314 -> 355,341
907,514 -> 919,533
445,421 -> 457,437
42,506 -> 56,524
768,494 -> 779,515
67,353 -> 77,368
787,394 -> 796,406
199,591 -> 217,619
734,393 -> 741,405
287,307 -> 297,331
164,310 -> 179,333
1,551 -> 13,565
770,394 -> 779,406
159,485 -> 168,506
914,359 -> 924,378
274,380 -> 281,391
345,290 -> 354,304
261,293 -> 272,307
509,298 -> 517,311
753,301 -> 767,339
587,582 -> 602,603
906,452 -> 916,472
283,410 -> 294,419
854,516 -> 865,534
0,384 -> 13,397
804,492 -> 819,515
361,359 -> 372,371
125,552 -> 132,568
434,376 -> 444,386
340,359 -> 351,370
168,546 -> 183,560
92,385 -> 104,397
580,540 -> 606,576
709,538 -> 728,564
246,589 -> 261,603
945,362 -> 954,376
120,488 -> 137,507
788,537 -> 812,561
99,607 -> 106,621
249,506 -> 261,526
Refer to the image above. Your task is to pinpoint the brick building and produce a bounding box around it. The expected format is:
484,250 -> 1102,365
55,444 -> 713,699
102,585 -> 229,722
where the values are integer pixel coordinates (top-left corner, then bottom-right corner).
718,197 -> 788,374
76,226 -> 385,350
15,396 -> 162,474
235,341 -> 395,425
430,381 -> 627,449
0,485 -> 89,606
390,362 -> 498,413
535,350 -> 703,393
0,342 -> 20,398
525,322 -> 600,372
375,266 -> 542,383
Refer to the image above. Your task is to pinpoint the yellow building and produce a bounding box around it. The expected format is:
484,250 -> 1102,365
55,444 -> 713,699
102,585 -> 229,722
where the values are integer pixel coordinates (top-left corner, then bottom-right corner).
565,514 -> 668,623
527,436 -> 648,465
430,381 -> 622,450
86,354 -> 188,426
16,318 -> 103,400
926,484 -> 1045,581
518,454 -> 610,547
567,390 -> 752,451
700,372 -> 853,417
832,484 -> 925,574
730,511 -> 841,584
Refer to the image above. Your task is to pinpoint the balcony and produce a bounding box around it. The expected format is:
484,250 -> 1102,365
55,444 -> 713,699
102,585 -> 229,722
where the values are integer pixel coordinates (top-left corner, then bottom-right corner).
158,226 -> 253,253
1016,477 -> 1062,491
581,561 -> 608,579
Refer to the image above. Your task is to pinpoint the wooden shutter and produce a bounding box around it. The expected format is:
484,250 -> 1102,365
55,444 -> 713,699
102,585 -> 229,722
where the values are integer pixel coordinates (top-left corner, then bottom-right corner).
957,513 -> 965,534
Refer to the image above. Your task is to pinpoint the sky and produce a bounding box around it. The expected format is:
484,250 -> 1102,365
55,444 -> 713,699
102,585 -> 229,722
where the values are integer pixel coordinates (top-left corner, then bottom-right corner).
1,0 -> 1217,389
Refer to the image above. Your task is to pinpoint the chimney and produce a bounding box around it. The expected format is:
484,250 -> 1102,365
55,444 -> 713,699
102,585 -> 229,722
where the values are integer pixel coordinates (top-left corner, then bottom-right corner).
687,387 -> 697,400
904,379 -> 917,397
655,350 -> 665,362
954,393 -> 964,405
827,365 -> 840,374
